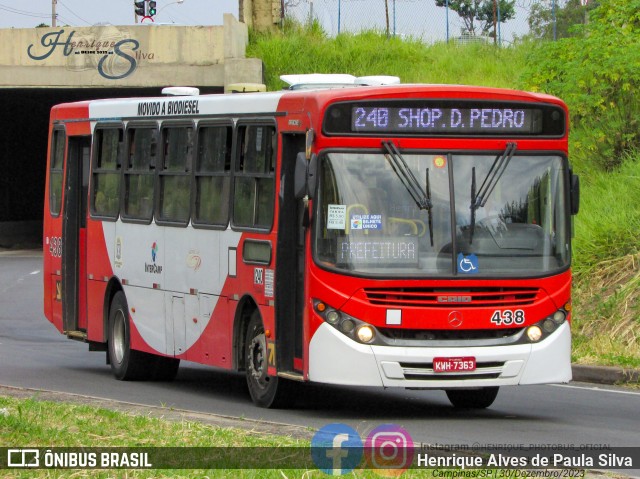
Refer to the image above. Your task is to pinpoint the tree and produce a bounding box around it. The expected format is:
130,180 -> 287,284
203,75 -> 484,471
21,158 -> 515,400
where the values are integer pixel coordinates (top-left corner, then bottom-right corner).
528,0 -> 599,40
434,0 -> 516,37
521,0 -> 640,165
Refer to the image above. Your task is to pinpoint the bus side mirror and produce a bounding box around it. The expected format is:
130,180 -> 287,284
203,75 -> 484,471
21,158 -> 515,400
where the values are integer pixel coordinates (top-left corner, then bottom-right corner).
570,173 -> 580,215
294,152 -> 318,200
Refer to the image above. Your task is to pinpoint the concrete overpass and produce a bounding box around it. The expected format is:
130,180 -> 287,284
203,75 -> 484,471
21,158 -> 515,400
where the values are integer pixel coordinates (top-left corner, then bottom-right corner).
0,14 -> 263,247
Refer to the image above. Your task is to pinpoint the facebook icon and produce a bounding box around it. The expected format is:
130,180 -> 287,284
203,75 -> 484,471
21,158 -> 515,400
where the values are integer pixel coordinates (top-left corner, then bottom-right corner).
311,423 -> 363,475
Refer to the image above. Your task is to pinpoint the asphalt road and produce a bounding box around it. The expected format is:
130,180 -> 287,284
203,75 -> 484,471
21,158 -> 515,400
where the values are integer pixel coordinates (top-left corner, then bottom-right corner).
1,249 -> 639,454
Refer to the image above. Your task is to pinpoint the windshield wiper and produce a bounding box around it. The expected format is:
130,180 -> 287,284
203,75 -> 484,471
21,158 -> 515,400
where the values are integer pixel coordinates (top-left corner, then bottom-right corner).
382,140 -> 433,246
382,140 -> 431,210
426,167 -> 434,247
469,142 -> 517,243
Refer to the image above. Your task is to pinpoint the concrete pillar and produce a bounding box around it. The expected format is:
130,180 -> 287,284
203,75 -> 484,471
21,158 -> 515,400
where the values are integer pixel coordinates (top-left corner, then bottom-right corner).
240,0 -> 282,32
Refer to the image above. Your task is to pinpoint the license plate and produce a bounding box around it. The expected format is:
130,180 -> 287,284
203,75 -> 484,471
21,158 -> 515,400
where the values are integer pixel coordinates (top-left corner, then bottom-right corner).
433,357 -> 476,373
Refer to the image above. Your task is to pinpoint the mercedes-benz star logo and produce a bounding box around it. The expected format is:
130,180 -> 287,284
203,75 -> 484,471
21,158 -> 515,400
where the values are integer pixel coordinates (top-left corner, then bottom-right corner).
448,311 -> 464,328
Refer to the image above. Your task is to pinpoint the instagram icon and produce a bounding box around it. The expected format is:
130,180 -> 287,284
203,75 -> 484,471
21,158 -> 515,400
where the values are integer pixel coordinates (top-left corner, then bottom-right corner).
365,424 -> 414,477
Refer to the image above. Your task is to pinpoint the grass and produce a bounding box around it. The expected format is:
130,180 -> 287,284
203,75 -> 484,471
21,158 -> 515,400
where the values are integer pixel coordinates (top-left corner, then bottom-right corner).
569,149 -> 640,368
0,396 -> 624,478
0,396 -> 441,478
247,25 -> 640,369
0,396 -> 310,478
248,22 -> 529,91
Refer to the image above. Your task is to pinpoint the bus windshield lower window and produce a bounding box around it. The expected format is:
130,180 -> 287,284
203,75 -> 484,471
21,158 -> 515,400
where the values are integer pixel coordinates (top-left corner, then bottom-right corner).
314,152 -> 569,278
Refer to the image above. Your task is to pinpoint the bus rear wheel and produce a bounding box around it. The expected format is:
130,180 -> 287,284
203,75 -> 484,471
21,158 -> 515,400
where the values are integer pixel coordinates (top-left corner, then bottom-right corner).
446,387 -> 499,409
245,311 -> 293,408
108,291 -> 153,381
151,355 -> 180,381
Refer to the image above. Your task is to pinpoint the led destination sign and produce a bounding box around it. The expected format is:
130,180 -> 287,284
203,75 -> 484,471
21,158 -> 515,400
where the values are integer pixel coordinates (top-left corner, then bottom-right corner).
353,106 -> 536,134
324,101 -> 565,137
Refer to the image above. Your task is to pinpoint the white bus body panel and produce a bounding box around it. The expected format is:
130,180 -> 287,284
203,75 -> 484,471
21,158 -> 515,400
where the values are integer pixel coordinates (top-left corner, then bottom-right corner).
88,91 -> 285,119
102,220 -> 241,355
88,93 -> 284,356
309,322 -> 571,388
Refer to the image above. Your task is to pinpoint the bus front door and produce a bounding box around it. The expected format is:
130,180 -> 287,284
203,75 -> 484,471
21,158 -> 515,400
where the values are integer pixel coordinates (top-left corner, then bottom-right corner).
275,134 -> 306,377
61,136 -> 91,336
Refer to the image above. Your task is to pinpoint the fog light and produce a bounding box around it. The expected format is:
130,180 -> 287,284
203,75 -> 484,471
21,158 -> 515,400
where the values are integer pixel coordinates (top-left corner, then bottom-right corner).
342,319 -> 355,333
543,319 -> 556,333
356,325 -> 375,343
552,311 -> 566,324
527,325 -> 543,342
326,311 -> 340,325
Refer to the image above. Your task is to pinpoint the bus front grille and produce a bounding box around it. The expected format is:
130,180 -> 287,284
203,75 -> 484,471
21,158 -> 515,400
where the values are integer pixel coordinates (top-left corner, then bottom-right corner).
363,287 -> 539,308
399,361 -> 505,381
378,327 -> 524,341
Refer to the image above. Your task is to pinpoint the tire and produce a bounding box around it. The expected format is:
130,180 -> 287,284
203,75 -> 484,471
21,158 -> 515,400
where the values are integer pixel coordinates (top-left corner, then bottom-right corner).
107,291 -> 154,381
446,387 -> 499,409
151,356 -> 180,381
245,310 -> 294,408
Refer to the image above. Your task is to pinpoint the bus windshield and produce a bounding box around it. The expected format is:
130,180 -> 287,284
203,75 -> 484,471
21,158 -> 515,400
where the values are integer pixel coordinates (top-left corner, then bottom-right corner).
314,151 -> 569,277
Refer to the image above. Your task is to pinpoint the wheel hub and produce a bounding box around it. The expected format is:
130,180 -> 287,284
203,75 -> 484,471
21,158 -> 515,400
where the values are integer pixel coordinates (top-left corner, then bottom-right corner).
112,310 -> 125,364
248,333 -> 268,389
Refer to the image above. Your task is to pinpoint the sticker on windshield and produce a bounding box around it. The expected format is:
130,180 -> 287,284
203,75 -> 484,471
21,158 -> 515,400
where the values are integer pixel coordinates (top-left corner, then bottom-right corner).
433,156 -> 447,168
339,236 -> 418,265
351,214 -> 383,231
327,204 -> 347,230
457,253 -> 479,274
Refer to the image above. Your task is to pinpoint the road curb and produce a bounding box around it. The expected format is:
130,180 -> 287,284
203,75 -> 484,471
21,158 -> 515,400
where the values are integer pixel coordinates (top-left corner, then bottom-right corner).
572,364 -> 640,385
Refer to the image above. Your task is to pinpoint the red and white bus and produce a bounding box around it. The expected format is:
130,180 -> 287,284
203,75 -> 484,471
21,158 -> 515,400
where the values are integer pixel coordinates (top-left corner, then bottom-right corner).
43,75 -> 580,408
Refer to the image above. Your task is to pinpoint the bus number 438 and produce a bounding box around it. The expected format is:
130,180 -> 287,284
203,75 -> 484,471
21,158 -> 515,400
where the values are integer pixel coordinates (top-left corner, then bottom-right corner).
490,309 -> 525,326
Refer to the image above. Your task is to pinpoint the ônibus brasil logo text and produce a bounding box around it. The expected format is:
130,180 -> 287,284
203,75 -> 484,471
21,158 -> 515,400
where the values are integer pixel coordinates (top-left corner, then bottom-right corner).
145,242 -> 162,274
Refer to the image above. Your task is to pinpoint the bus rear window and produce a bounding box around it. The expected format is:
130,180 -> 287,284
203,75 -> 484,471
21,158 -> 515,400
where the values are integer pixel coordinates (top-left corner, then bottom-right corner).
49,129 -> 65,216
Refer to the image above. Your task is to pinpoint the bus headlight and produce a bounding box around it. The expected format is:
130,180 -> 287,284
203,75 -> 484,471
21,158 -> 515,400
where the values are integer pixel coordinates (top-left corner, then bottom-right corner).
341,319 -> 356,333
542,319 -> 556,333
313,299 -> 380,344
527,325 -> 543,342
326,310 -> 340,325
357,325 -> 375,343
521,308 -> 569,343
552,310 -> 566,324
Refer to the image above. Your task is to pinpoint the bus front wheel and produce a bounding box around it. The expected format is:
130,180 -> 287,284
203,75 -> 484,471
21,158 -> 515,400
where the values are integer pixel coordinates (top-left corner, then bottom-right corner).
245,311 -> 293,408
108,291 -> 152,381
446,387 -> 499,409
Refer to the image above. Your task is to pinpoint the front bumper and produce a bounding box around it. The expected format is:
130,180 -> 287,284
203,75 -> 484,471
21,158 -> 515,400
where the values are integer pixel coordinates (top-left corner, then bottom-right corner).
308,321 -> 571,388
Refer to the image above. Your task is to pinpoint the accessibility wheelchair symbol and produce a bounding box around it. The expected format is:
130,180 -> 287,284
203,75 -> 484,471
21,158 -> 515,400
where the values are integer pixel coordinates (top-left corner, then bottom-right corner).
457,253 -> 479,274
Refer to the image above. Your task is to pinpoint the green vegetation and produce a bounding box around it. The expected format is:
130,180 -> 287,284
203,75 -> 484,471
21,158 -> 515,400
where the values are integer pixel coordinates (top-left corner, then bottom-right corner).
248,0 -> 640,368
248,19 -> 528,90
433,0 -> 516,37
0,396 -> 443,478
522,0 -> 640,165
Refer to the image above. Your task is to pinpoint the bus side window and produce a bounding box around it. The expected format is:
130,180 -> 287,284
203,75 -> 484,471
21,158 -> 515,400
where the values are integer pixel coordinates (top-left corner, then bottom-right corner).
91,127 -> 122,219
49,128 -> 66,216
233,124 -> 276,229
194,124 -> 232,227
123,127 -> 157,222
157,125 -> 193,226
